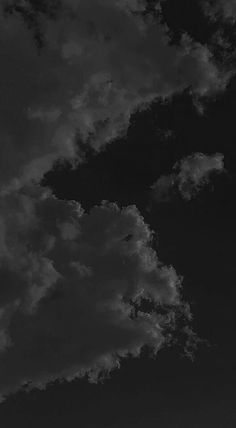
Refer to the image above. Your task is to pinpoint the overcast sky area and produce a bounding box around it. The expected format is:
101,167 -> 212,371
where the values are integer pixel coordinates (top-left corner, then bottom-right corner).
0,0 -> 236,427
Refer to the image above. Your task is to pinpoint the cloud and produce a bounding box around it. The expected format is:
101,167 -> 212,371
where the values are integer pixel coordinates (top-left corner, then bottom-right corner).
204,0 -> 236,22
0,0 -> 229,191
151,174 -> 176,203
0,185 -> 186,399
0,1 -> 212,400
0,0 -> 225,400
152,152 -> 225,201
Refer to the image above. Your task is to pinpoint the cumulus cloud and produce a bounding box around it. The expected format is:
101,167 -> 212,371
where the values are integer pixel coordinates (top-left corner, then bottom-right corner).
152,152 -> 225,202
0,186 -> 186,399
0,0 -> 229,191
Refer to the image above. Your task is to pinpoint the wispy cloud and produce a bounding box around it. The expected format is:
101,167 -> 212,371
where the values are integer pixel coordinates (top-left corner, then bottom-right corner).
204,0 -> 236,22
152,152 -> 225,202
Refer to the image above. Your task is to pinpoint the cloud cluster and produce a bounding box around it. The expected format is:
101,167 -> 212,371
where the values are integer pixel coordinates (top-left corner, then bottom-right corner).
0,0 -> 226,399
0,186 -> 183,398
152,152 -> 225,202
0,0 -> 229,191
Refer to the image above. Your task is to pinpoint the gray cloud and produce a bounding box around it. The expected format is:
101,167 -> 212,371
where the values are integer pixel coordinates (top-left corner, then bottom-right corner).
0,186 -> 185,399
152,152 -> 225,202
204,0 -> 236,22
0,1 -> 224,400
0,0 -> 229,191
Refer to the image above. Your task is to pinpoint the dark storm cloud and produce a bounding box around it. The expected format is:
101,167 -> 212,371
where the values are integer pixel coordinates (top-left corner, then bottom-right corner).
0,186 -> 184,399
0,0 -> 229,191
152,152 -> 225,202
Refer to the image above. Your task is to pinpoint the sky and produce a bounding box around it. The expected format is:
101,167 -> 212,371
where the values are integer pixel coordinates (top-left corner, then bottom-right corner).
0,0 -> 236,426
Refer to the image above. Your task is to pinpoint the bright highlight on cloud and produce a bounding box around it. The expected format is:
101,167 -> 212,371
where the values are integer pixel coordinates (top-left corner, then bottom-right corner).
0,186 -> 184,399
152,152 -> 225,202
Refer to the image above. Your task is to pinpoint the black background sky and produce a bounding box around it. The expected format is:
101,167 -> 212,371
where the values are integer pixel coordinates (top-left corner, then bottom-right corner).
0,0 -> 236,427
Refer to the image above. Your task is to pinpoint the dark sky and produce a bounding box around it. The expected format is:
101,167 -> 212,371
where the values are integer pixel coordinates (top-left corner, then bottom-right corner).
0,0 -> 236,427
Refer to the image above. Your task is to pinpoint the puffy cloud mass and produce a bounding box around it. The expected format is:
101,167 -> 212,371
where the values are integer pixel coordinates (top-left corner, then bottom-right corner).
152,152 -> 225,201
0,186 -> 183,399
0,0 -> 229,191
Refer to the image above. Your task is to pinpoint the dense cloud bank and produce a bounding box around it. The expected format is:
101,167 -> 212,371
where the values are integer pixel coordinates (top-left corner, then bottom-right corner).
152,152 -> 225,202
0,0 -> 229,191
0,186 -> 183,399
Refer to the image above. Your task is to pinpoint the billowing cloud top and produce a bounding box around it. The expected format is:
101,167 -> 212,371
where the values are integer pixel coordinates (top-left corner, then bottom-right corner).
0,0 -> 229,192
0,186 -> 183,399
152,152 -> 225,201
